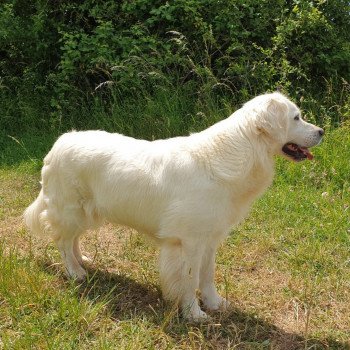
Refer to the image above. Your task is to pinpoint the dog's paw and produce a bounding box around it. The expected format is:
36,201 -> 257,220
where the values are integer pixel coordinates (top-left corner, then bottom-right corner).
67,266 -> 87,282
186,309 -> 211,323
182,301 -> 211,323
202,295 -> 230,312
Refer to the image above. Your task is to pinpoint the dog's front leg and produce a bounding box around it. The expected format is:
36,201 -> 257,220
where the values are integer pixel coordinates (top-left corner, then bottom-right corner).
199,244 -> 230,312
159,239 -> 209,322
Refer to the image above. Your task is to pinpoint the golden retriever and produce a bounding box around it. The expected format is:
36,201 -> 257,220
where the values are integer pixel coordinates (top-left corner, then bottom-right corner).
24,92 -> 324,321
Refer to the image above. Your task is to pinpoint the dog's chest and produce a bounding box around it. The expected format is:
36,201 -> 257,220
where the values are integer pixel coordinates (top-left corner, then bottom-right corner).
244,165 -> 272,198
228,162 -> 274,222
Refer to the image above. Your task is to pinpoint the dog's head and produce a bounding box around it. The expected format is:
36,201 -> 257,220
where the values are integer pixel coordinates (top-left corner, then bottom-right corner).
247,92 -> 324,161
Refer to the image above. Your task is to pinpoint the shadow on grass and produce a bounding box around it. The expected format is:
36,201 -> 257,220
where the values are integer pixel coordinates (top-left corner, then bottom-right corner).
38,259 -> 349,349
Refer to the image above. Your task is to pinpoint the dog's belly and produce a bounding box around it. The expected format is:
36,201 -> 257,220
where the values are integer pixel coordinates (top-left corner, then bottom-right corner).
103,206 -> 161,236
91,182 -> 165,236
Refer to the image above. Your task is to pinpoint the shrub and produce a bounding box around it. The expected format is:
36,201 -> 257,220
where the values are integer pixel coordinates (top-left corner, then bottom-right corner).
1,0 -> 349,135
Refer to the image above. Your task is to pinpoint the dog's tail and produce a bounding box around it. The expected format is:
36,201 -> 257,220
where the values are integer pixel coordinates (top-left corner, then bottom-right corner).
24,188 -> 47,235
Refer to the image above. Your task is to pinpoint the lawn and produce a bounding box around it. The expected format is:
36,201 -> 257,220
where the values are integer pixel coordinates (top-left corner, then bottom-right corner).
0,124 -> 349,349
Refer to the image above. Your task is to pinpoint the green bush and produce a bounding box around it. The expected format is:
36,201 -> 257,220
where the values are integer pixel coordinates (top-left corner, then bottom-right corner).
1,0 -> 349,135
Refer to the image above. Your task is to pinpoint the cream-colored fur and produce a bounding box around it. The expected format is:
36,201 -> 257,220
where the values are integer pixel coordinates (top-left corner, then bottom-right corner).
24,92 -> 323,321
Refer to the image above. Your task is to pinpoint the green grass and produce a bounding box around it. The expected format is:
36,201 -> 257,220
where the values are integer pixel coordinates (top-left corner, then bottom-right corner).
0,115 -> 350,348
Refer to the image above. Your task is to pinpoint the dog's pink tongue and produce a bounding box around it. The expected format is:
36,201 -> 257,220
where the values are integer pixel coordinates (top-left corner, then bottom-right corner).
300,147 -> 314,160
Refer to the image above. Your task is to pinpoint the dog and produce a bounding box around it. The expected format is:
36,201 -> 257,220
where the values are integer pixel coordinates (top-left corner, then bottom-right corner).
24,92 -> 324,321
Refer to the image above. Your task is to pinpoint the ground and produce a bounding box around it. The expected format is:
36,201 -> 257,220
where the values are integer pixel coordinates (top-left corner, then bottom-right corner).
0,128 -> 349,349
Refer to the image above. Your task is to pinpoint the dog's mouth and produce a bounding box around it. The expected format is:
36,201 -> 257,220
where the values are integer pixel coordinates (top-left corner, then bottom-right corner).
282,143 -> 314,162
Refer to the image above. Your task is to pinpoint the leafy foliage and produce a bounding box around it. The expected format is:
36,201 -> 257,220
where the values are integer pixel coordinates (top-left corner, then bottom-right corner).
1,0 -> 349,134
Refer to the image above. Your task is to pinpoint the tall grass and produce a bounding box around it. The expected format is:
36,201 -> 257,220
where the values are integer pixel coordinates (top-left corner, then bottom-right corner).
83,85 -> 233,139
2,83 -> 236,168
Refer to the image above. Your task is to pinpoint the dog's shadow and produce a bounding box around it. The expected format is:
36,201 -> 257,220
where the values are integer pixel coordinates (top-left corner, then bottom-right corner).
38,260 -> 348,349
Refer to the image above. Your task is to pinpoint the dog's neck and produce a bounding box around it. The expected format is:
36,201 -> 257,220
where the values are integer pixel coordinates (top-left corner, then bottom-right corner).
190,115 -> 276,185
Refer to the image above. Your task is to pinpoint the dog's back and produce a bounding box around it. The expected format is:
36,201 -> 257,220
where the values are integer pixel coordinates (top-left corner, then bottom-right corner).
24,130 -> 200,237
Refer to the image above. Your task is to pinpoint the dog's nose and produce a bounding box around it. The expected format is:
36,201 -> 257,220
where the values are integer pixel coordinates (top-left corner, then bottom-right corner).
318,128 -> 325,136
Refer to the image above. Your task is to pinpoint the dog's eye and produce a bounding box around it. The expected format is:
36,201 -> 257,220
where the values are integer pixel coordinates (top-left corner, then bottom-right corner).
294,115 -> 300,121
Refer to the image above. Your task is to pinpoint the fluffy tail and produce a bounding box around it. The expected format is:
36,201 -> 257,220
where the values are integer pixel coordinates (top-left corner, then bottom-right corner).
24,188 -> 47,235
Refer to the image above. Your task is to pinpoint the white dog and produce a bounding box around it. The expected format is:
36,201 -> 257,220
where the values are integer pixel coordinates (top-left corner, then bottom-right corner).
24,92 -> 324,321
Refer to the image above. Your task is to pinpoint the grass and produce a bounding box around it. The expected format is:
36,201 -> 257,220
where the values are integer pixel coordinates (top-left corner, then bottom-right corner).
0,108 -> 350,349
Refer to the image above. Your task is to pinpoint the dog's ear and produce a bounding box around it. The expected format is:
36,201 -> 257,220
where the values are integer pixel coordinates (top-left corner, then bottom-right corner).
255,97 -> 288,143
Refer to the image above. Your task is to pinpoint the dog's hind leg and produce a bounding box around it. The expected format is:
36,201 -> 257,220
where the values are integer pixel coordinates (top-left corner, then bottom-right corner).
159,239 -> 208,322
47,206 -> 88,280
54,229 -> 87,281
73,235 -> 91,265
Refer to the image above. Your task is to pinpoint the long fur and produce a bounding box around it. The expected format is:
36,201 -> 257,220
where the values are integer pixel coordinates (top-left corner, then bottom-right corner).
24,92 -> 323,321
